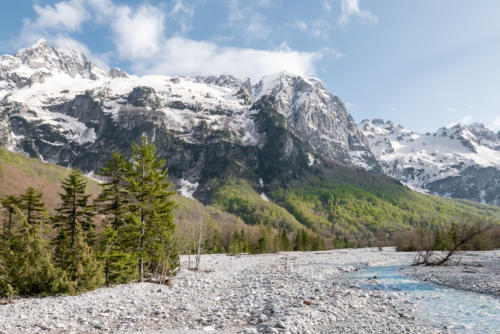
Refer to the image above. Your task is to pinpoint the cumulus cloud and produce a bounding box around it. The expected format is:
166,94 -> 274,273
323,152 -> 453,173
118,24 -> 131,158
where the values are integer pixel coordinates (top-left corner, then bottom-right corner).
446,115 -> 473,128
491,117 -> 500,131
17,0 -> 88,48
15,0 -> 330,81
133,37 -> 320,82
339,0 -> 377,26
32,0 -> 88,32
111,5 -> 165,59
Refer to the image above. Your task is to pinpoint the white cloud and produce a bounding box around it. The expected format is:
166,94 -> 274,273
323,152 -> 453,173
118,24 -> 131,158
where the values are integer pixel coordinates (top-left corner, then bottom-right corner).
446,115 -> 473,128
133,37 -> 320,82
167,0 -> 195,34
339,0 -> 377,26
491,117 -> 500,131
17,0 -> 88,48
322,1 -> 333,12
459,115 -> 473,124
320,47 -> 344,60
292,21 -> 308,31
15,0 -> 330,82
32,0 -> 88,32
226,0 -> 272,43
111,5 -> 165,59
292,19 -> 332,39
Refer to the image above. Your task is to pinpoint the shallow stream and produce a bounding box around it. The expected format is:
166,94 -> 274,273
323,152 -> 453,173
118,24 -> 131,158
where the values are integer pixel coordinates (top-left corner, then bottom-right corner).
350,266 -> 500,333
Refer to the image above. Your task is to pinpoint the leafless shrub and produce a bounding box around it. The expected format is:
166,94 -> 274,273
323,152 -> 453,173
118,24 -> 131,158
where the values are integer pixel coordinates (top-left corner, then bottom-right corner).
410,219 -> 494,266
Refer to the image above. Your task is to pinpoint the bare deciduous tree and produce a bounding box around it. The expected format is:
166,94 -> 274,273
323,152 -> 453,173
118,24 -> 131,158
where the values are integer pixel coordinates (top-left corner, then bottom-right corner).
412,219 -> 493,266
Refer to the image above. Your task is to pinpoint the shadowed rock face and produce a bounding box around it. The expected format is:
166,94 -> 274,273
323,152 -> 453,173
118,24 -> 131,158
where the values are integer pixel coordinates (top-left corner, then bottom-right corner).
4,40 -> 499,206
0,41 -> 382,199
427,166 -> 500,205
253,74 -> 379,172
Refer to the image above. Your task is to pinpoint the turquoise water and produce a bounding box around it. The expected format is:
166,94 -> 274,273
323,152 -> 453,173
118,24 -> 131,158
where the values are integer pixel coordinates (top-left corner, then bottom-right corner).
350,266 -> 500,333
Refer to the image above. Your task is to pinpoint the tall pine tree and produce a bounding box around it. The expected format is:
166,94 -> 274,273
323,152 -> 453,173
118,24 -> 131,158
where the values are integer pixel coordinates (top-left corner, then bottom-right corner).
1,195 -> 19,236
96,151 -> 130,230
125,136 -> 177,281
19,187 -> 47,226
96,151 -> 136,285
53,170 -> 95,249
52,170 -> 103,291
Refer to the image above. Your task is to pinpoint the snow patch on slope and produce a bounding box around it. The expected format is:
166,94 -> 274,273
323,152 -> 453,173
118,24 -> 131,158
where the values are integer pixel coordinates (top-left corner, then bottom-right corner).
178,179 -> 199,199
359,119 -> 500,193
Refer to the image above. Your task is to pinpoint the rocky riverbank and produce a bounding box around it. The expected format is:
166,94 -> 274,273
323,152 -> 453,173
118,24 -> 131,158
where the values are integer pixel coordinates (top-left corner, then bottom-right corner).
402,249 -> 500,297
2,248 -> 497,333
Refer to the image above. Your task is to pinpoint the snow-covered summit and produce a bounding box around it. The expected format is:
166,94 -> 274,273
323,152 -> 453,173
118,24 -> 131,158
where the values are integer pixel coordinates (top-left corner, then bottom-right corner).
253,72 -> 379,170
0,39 -> 387,199
1,39 -> 107,88
359,119 -> 500,204
0,41 -> 379,172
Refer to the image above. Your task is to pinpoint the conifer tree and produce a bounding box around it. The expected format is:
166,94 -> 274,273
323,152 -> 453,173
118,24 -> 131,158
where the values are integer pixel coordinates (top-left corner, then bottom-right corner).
53,170 -> 95,249
19,187 -> 47,226
52,170 -> 102,291
96,151 -> 129,230
125,136 -> 177,281
280,229 -> 290,251
53,225 -> 104,292
95,151 -> 136,285
2,213 -> 73,296
1,195 -> 19,236
100,225 -> 136,285
229,230 -> 241,254
294,230 -> 311,251
256,225 -> 273,253
240,229 -> 249,253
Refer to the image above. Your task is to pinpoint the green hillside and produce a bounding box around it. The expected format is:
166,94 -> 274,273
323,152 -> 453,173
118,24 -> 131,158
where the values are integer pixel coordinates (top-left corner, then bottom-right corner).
2,147 -> 499,250
211,174 -> 500,247
0,148 -> 260,250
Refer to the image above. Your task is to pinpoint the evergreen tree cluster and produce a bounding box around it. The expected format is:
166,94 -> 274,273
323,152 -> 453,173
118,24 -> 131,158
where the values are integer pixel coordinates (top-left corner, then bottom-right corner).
0,137 -> 178,297
226,225 -> 323,254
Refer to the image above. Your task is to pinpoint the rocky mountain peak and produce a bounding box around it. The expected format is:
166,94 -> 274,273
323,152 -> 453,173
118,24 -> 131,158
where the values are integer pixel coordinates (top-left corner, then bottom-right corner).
4,39 -> 106,86
359,119 -> 500,205
251,72 -> 379,171
197,74 -> 251,91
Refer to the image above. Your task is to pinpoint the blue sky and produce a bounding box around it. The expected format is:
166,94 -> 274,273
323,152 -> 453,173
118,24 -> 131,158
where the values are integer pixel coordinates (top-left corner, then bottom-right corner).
1,0 -> 499,132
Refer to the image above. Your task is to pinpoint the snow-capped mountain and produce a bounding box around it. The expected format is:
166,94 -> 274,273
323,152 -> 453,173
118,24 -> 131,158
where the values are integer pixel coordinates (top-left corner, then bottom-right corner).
0,40 -> 379,199
359,119 -> 500,205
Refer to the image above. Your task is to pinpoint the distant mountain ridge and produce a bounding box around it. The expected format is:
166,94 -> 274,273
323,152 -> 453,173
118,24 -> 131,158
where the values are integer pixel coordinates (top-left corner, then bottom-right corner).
0,39 -> 499,206
359,119 -> 500,205
0,39 -> 378,172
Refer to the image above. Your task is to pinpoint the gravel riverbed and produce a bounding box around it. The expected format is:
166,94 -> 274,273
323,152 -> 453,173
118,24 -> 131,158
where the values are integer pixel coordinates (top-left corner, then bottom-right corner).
402,249 -> 500,296
0,248 -> 497,333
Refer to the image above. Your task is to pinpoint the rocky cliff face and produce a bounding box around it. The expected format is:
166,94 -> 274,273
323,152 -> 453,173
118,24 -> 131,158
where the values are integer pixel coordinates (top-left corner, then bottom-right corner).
359,119 -> 500,205
0,40 -> 379,201
2,40 -> 499,206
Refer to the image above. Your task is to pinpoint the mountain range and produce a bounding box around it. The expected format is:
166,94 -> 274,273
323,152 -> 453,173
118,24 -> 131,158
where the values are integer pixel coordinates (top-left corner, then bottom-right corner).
359,120 -> 500,205
0,40 -> 499,246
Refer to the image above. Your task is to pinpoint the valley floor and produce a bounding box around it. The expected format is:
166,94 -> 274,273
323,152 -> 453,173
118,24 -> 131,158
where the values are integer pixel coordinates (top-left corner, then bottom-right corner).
0,248 -> 498,334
